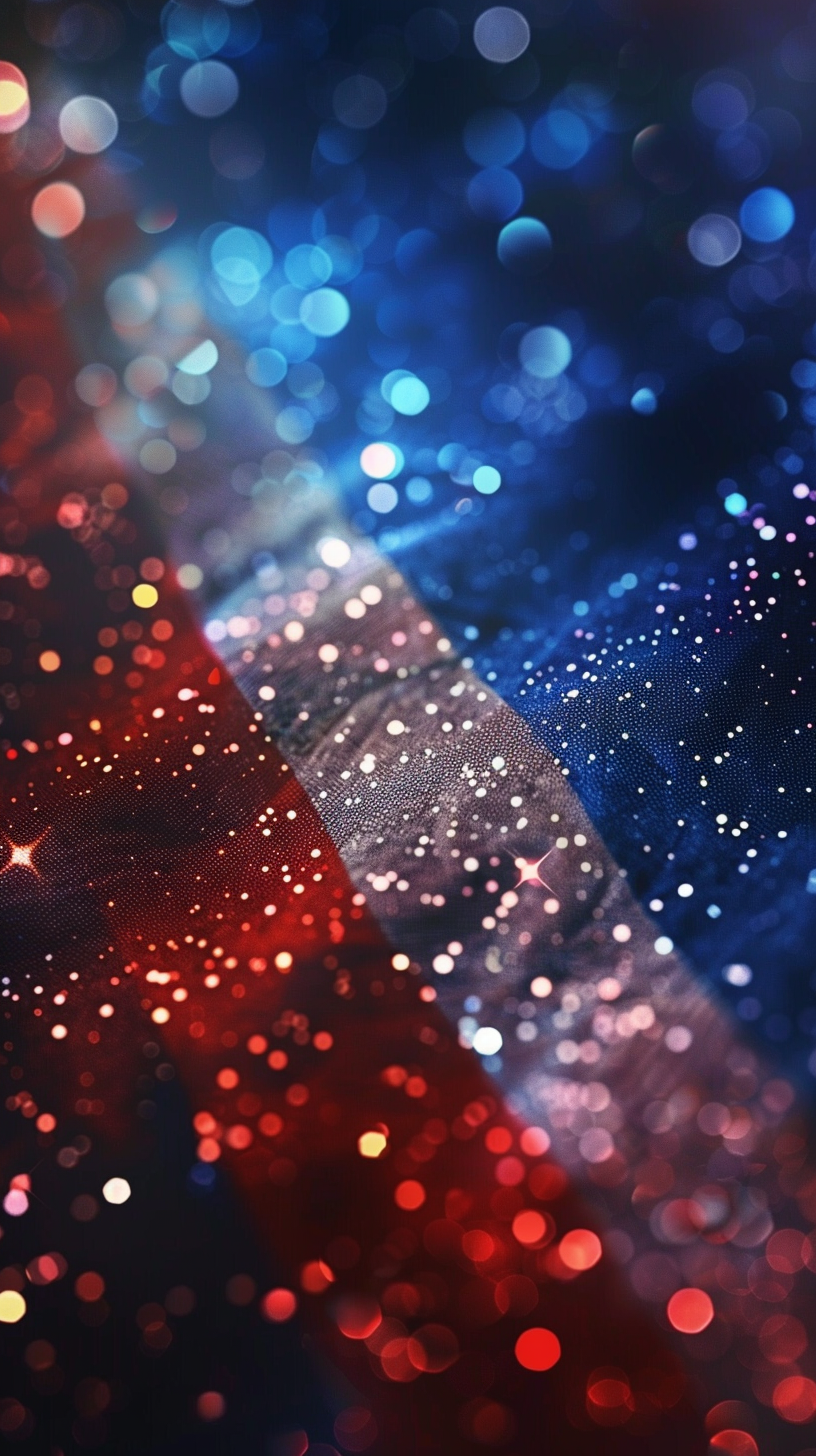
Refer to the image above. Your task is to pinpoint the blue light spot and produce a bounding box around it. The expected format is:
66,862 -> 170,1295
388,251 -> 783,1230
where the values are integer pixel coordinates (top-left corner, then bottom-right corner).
246,348 -> 287,387
531,108 -> 590,170
276,404 -> 314,444
317,123 -> 367,164
406,476 -> 433,504
299,287 -> 350,336
285,243 -> 332,288
724,491 -> 747,515
739,186 -> 795,243
211,226 -> 272,288
177,339 -> 218,375
631,387 -> 657,415
519,325 -> 572,379
473,465 -> 501,494
165,4 -> 229,61
573,600 -> 589,616
708,317 -> 744,353
367,481 -> 399,513
189,1162 -> 216,1190
497,216 -> 552,275
390,375 -> 430,415
791,359 -> 816,388
463,107 -> 526,167
467,166 -> 523,221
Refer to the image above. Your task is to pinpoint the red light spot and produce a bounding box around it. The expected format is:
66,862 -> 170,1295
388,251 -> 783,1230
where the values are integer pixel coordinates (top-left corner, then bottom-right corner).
334,1295 -> 381,1340
514,1327 -> 561,1371
196,1391 -> 225,1422
394,1179 -> 425,1211
709,1433 -> 759,1456
485,1125 -> 512,1154
494,1155 -> 525,1186
31,182 -> 85,240
258,1112 -> 283,1138
772,1375 -> 816,1424
224,1124 -> 252,1150
559,1228 -> 602,1271
666,1287 -> 714,1334
300,1260 -> 334,1294
261,1288 -> 297,1323
74,1272 -> 105,1303
512,1209 -> 547,1246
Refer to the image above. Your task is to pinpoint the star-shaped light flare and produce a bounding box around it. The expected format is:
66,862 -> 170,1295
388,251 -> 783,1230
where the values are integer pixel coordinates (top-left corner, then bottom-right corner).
0,831 -> 48,877
513,845 -> 557,894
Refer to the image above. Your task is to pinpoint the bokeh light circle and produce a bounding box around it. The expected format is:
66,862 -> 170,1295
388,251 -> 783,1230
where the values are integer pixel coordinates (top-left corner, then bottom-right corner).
531,109 -> 590,170
246,348 -> 287,387
333,75 -> 387,130
666,1287 -> 714,1334
361,442 -> 402,479
687,214 -> 742,267
692,72 -> 753,131
31,182 -> 86,239
261,1288 -> 297,1322
318,538 -> 351,569
389,374 -> 430,415
102,1177 -> 131,1205
519,325 -> 572,379
772,1375 -> 816,1423
739,187 -> 795,243
559,1229 -> 602,1270
105,273 -> 159,328
180,60 -> 239,118
300,288 -> 350,337
0,63 -> 30,135
468,167 -> 523,221
515,1327 -> 561,1371
473,465 -> 501,495
473,8 -> 530,63
367,482 -> 399,513
497,216 -> 552,274
0,1291 -> 26,1325
59,95 -> 118,153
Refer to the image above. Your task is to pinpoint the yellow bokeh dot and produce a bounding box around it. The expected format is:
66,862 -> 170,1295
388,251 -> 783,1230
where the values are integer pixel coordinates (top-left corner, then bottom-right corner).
358,1130 -> 387,1158
0,80 -> 27,118
39,650 -> 61,673
0,1290 -> 26,1324
132,583 -> 158,609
